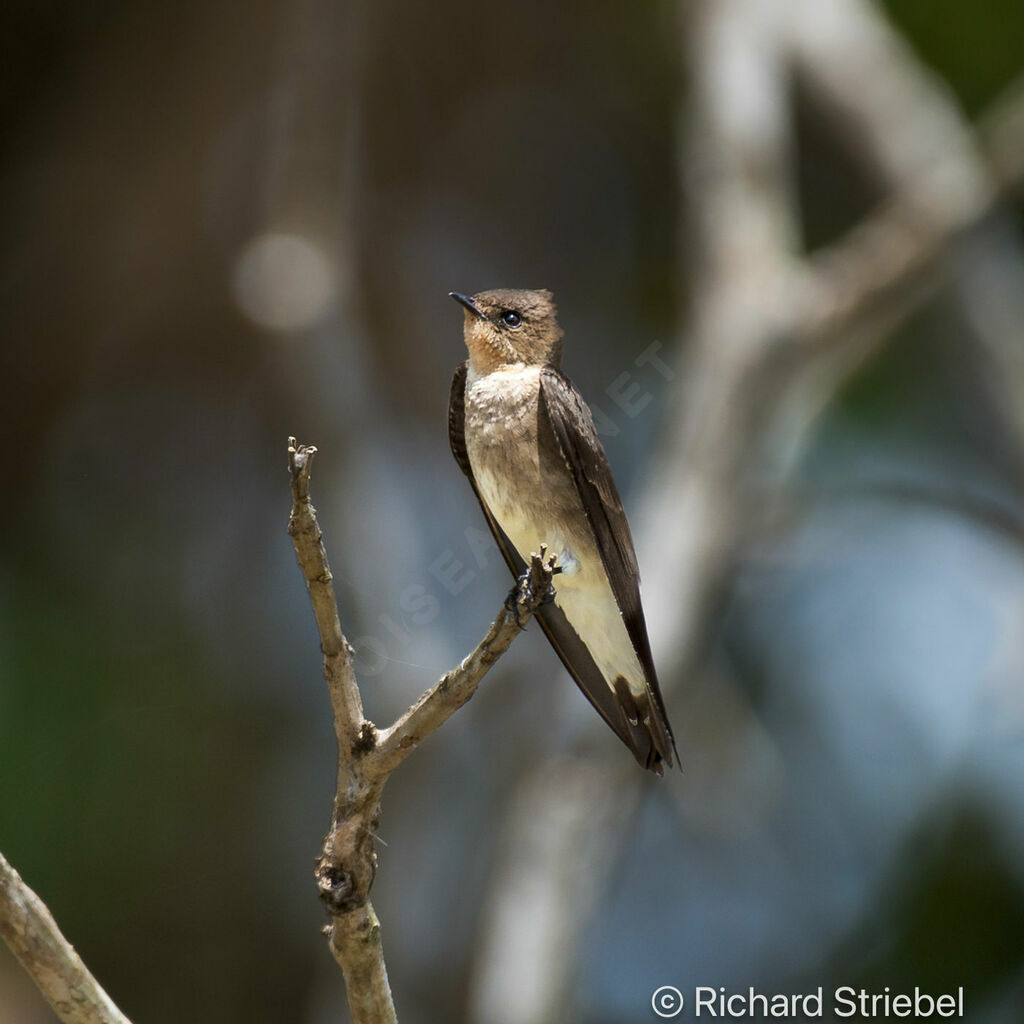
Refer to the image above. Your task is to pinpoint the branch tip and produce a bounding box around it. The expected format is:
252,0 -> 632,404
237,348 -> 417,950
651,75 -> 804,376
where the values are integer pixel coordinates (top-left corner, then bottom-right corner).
288,438 -> 319,502
287,436 -> 554,1020
507,547 -> 560,626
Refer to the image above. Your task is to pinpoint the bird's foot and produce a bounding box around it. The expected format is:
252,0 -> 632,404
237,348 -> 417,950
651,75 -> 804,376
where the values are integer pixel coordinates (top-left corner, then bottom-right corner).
506,544 -> 561,627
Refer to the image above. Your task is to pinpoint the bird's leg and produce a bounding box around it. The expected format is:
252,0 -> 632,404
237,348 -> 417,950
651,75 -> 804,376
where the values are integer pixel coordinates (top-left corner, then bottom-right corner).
505,543 -> 561,627
502,585 -> 524,625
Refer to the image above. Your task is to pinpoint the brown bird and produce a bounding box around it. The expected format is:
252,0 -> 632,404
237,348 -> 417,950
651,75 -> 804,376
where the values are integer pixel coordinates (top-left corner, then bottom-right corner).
448,288 -> 676,774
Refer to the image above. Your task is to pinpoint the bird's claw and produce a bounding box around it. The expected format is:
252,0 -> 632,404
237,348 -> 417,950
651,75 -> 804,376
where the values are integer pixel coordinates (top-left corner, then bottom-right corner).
504,584 -> 529,627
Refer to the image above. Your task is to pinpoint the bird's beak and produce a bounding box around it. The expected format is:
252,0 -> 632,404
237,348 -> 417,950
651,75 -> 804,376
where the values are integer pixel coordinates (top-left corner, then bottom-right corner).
449,291 -> 485,319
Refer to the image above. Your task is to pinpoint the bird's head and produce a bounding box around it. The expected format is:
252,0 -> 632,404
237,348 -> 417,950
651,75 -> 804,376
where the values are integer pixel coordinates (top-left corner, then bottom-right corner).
450,288 -> 563,373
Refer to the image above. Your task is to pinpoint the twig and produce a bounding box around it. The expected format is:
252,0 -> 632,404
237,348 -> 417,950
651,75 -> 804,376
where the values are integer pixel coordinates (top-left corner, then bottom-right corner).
370,549 -> 557,776
286,439 -> 556,1023
0,851 -> 133,1024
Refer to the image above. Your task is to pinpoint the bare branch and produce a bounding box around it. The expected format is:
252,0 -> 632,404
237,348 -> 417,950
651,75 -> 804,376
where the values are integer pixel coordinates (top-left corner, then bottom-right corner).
371,549 -> 558,776
324,905 -> 394,1024
0,851 -> 132,1024
286,439 -> 556,1023
288,439 -> 364,754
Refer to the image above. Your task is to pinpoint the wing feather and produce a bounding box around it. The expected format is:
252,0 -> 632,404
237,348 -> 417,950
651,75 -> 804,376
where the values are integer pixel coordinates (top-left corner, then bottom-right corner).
537,367 -> 677,769
449,362 -> 675,772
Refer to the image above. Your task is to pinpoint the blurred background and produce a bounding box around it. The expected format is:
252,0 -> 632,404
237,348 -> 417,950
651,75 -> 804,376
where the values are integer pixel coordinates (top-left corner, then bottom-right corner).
2,0 -> 1024,1021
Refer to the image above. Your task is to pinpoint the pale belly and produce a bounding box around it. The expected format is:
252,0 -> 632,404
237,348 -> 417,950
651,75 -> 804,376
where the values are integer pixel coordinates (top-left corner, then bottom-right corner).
464,368 -> 645,695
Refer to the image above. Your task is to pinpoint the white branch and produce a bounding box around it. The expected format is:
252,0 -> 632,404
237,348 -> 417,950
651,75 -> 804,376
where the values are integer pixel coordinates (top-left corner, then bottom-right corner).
0,852 -> 132,1024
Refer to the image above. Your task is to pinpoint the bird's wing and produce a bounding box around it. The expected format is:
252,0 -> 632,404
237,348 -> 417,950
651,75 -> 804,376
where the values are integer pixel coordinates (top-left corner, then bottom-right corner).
449,362 -> 672,772
537,366 -> 676,770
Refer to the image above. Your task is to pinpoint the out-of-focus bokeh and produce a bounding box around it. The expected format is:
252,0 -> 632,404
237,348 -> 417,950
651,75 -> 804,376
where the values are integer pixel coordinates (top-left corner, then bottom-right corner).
2,0 -> 1023,1021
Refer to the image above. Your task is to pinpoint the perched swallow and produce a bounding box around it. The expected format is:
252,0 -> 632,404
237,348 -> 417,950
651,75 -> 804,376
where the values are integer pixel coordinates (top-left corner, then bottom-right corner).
448,288 -> 676,774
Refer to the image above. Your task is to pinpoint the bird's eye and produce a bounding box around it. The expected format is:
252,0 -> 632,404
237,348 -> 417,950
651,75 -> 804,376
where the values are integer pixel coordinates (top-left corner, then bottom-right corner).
501,310 -> 522,328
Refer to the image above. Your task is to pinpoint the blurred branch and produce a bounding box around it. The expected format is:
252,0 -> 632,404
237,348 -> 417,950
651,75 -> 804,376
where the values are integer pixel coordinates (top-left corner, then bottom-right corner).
980,75 -> 1024,196
788,5 -> 1024,359
470,2 -> 798,1019
647,0 -> 1024,692
467,759 -> 635,1024
640,0 -> 798,680
469,3 -> 1024,1021
286,439 -> 556,1023
786,6 -> 1024,467
0,851 -> 133,1024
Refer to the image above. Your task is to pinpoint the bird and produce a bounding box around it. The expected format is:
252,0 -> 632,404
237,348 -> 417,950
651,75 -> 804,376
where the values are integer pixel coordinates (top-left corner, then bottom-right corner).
447,288 -> 676,774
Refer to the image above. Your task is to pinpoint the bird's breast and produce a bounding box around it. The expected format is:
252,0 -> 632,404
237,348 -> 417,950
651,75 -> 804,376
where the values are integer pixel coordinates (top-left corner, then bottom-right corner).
464,366 -> 583,557
464,366 -> 544,528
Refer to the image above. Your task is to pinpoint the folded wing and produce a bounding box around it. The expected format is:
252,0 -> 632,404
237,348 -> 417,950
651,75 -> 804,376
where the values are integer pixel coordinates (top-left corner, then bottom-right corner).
449,361 -> 676,772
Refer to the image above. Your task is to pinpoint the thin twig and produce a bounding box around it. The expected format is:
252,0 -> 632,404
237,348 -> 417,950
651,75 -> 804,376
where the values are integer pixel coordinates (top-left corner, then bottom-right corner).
0,851 -> 133,1024
286,438 -> 556,1024
288,440 -> 363,755
371,551 -> 557,776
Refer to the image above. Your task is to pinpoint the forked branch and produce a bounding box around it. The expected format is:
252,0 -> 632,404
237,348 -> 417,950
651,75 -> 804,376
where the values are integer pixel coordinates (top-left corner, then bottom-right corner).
286,439 -> 556,1023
